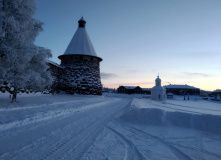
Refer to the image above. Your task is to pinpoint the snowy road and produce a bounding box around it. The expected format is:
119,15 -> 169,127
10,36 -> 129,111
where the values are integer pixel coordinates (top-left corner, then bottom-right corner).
0,95 -> 221,160
83,120 -> 221,160
0,96 -> 131,160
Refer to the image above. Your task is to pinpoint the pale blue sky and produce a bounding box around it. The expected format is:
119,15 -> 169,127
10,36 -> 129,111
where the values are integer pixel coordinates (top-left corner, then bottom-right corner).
35,0 -> 221,90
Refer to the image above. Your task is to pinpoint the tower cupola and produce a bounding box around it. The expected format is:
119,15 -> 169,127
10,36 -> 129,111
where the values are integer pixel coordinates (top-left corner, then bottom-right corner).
155,76 -> 161,86
78,17 -> 86,28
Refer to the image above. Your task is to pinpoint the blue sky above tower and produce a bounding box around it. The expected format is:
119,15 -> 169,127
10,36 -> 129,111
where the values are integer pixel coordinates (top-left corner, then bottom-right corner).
35,0 -> 221,91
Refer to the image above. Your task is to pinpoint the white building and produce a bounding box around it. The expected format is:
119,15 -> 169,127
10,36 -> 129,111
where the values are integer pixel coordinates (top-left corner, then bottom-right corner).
151,76 -> 166,101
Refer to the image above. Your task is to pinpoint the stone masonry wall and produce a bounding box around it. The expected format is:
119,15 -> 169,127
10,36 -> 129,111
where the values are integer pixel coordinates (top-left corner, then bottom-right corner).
59,58 -> 102,95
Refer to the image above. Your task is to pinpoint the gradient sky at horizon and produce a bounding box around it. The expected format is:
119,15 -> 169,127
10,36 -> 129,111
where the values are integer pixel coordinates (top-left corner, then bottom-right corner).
34,0 -> 221,91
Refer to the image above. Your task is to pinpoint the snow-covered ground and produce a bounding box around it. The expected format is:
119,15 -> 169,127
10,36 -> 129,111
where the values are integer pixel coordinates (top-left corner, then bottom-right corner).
0,94 -> 221,160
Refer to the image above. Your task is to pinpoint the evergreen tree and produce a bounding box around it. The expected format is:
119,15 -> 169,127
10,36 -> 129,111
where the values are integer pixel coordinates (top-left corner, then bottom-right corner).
0,0 -> 52,101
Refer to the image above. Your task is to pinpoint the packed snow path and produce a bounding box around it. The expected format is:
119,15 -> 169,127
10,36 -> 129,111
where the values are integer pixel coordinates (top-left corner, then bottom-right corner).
0,96 -> 131,160
0,95 -> 221,160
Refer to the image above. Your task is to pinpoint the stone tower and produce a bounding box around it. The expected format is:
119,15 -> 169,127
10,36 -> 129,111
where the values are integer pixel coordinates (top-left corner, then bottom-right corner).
58,17 -> 102,95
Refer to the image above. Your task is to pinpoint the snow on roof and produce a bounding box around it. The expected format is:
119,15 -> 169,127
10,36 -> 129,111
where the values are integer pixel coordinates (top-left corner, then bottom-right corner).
47,60 -> 63,68
165,84 -> 199,90
142,88 -> 151,91
120,86 -> 140,89
64,18 -> 97,57
213,89 -> 221,93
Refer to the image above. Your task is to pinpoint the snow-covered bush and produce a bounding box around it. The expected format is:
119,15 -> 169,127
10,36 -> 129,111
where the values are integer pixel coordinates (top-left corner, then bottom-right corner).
0,0 -> 52,101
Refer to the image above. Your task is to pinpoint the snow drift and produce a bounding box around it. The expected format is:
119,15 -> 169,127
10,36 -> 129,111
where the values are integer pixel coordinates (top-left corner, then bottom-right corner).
120,98 -> 221,135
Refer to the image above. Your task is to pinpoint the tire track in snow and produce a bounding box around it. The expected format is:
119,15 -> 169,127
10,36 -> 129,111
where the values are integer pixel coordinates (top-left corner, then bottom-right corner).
58,99 -> 132,160
0,98 -> 123,159
106,126 -> 145,160
0,108 -> 99,160
126,126 -> 194,160
0,98 -> 131,160
38,106 -> 117,160
39,118 -> 100,160
0,99 -> 88,112
169,142 -> 221,160
0,99 -> 119,132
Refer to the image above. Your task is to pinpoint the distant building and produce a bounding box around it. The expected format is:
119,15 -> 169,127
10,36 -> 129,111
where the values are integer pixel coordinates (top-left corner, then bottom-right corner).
212,89 -> 221,100
48,17 -> 102,95
102,87 -> 116,93
151,76 -> 166,101
165,84 -> 200,95
117,86 -> 142,94
142,88 -> 151,94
